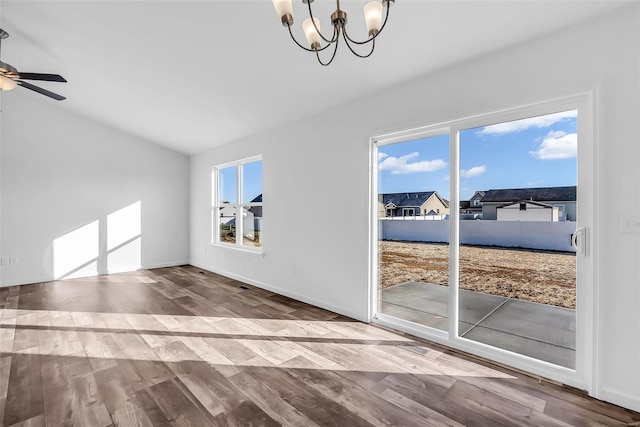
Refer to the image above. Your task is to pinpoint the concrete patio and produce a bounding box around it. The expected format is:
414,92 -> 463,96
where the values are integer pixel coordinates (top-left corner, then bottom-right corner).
380,281 -> 576,368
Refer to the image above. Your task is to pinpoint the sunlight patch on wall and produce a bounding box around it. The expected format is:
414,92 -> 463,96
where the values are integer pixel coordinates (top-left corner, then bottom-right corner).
107,201 -> 142,274
53,221 -> 99,279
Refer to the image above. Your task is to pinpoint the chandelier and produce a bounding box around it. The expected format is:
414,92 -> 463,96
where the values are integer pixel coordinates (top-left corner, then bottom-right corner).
272,0 -> 394,66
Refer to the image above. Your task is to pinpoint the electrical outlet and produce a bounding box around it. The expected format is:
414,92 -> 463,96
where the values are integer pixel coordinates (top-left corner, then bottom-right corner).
619,215 -> 640,233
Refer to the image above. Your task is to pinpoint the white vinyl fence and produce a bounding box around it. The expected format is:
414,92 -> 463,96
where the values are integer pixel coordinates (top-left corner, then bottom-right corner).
380,219 -> 577,252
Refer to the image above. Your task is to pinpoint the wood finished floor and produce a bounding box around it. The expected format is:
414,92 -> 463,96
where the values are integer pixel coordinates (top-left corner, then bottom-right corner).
0,266 -> 638,427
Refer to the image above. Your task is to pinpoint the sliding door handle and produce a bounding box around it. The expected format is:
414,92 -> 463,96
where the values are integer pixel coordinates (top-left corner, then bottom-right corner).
571,227 -> 587,255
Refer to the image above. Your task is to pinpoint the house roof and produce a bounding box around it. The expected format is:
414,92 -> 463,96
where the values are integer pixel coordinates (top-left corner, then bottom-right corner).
497,200 -> 556,209
470,191 -> 486,201
381,192 -> 439,208
481,186 -> 576,203
250,194 -> 262,203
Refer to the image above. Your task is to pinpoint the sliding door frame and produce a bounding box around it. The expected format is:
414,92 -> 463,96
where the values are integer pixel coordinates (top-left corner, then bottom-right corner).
369,93 -> 596,393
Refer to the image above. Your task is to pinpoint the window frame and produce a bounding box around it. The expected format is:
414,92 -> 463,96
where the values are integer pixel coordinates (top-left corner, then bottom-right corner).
211,155 -> 263,253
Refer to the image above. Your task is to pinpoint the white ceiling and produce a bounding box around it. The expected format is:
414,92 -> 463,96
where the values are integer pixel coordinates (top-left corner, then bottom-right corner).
0,0 -> 633,155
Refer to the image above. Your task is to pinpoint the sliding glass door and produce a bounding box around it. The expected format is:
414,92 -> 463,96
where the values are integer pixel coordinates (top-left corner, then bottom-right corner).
372,95 -> 593,389
456,111 -> 578,369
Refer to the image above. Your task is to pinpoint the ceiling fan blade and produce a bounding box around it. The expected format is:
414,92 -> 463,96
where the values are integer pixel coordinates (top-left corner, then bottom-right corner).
16,72 -> 67,83
17,80 -> 66,101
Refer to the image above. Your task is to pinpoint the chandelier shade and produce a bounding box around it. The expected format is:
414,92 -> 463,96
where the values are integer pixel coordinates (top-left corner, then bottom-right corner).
363,2 -> 383,36
272,0 -> 394,66
303,17 -> 322,49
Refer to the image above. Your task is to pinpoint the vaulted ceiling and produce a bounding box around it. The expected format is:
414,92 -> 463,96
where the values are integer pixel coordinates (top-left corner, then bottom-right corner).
0,1 -> 632,154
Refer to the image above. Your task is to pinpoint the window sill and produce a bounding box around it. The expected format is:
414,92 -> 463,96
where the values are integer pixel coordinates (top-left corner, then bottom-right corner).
210,243 -> 265,257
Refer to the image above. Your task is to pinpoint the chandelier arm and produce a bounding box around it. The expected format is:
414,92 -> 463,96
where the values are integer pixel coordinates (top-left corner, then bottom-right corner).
287,24 -> 335,53
342,30 -> 375,59
316,30 -> 341,66
343,4 -> 391,45
307,1 -> 340,44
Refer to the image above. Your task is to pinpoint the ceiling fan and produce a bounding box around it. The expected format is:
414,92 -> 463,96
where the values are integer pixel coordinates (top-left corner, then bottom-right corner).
0,28 -> 67,101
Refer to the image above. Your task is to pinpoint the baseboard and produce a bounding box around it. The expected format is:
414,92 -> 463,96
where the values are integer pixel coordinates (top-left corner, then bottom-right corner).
190,262 -> 367,322
599,387 -> 640,413
0,260 -> 191,288
0,274 -> 53,288
142,260 -> 190,270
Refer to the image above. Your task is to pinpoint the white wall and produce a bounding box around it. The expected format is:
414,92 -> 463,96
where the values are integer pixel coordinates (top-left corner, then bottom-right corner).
1,94 -> 190,286
191,6 -> 640,411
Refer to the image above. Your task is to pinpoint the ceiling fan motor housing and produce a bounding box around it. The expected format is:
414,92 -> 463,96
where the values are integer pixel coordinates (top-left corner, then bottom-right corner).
0,28 -> 67,99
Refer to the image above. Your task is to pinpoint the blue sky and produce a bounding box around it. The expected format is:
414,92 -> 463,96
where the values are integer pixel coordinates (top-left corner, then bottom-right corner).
378,110 -> 577,200
218,160 -> 263,204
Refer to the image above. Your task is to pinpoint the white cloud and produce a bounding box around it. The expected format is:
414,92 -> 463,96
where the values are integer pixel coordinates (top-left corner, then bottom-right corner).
479,110 -> 577,136
530,131 -> 577,160
379,152 -> 448,175
526,180 -> 544,187
378,152 -> 389,161
460,165 -> 486,178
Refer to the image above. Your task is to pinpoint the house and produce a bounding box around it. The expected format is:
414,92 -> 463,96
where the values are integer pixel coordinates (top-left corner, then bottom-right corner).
460,190 -> 486,218
246,193 -> 263,218
219,194 -> 263,242
469,190 -> 486,209
379,191 -> 450,217
496,200 -> 560,221
481,186 -> 577,221
0,1 -> 639,422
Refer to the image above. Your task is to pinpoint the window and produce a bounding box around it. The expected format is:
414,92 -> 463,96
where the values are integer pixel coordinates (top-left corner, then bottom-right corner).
519,202 -> 527,211
212,156 -> 263,250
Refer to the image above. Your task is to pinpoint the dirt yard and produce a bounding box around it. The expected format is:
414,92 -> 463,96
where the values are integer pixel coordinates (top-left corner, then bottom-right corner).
379,241 -> 576,309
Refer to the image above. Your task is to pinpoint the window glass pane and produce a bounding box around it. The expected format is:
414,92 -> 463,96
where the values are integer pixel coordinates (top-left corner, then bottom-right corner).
218,166 -> 238,204
458,110 -> 577,369
218,206 -> 236,243
241,205 -> 262,248
377,133 -> 450,332
242,161 -> 263,204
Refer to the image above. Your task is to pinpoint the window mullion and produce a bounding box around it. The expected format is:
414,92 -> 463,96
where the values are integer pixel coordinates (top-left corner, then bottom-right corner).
449,127 -> 460,341
214,168 -> 220,244
237,165 -> 243,246
211,168 -> 222,243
